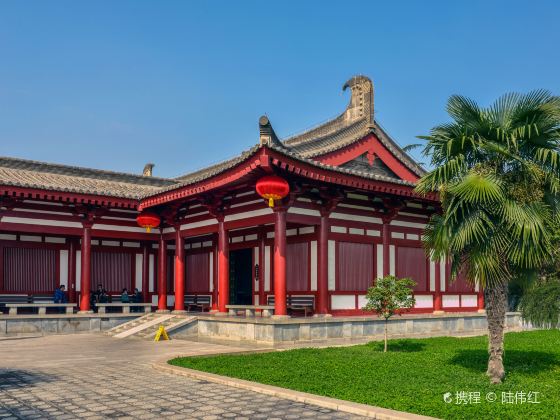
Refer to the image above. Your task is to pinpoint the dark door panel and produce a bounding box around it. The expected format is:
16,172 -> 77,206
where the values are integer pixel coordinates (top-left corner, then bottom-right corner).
229,248 -> 253,305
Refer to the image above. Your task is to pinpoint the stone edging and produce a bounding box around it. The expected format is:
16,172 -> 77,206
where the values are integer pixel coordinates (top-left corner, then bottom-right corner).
152,361 -> 439,420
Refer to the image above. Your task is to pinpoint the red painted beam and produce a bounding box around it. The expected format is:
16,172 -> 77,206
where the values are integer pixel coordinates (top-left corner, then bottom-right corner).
0,187 -> 138,208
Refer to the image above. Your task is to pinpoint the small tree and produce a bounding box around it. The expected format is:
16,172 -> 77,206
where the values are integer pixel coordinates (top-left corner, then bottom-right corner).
363,275 -> 416,352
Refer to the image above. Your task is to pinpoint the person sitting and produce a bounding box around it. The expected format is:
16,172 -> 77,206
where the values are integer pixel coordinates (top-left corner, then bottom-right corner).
95,284 -> 109,304
53,285 -> 67,303
90,291 -> 97,311
53,285 -> 67,314
121,288 -> 130,304
94,284 -> 106,302
132,288 -> 142,302
131,288 -> 142,312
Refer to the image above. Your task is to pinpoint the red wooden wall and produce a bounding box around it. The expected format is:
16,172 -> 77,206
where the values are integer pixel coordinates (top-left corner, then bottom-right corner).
286,242 -> 308,292
396,246 -> 427,292
337,241 -> 374,291
186,252 -> 210,293
91,250 -> 133,293
2,246 -> 58,293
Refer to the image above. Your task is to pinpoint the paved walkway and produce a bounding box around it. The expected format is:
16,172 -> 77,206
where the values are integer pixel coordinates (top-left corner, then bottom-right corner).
0,334 -> 364,419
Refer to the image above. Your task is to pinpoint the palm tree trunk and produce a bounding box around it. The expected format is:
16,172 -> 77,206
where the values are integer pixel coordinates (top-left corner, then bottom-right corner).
384,318 -> 388,352
485,282 -> 508,384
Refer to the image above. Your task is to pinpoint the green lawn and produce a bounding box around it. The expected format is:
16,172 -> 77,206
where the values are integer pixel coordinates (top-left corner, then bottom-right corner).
169,330 -> 560,420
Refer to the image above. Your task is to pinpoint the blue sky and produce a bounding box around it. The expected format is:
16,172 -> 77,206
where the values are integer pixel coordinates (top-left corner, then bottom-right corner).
0,1 -> 559,177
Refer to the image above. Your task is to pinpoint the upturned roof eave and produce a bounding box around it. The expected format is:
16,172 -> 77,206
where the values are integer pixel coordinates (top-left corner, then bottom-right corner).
138,144 -> 437,210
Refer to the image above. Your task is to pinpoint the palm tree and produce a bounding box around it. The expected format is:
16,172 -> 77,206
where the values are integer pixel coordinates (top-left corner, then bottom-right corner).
416,90 -> 560,384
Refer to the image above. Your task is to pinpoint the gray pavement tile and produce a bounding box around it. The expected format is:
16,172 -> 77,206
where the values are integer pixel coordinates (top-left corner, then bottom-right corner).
0,334 -> 365,420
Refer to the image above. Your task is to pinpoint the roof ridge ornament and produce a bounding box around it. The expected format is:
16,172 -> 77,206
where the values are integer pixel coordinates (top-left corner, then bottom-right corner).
143,163 -> 155,177
281,75 -> 375,148
258,115 -> 283,147
342,75 -> 374,126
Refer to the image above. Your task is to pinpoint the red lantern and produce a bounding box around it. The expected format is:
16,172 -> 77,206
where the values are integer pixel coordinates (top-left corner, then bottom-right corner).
256,175 -> 290,207
136,211 -> 160,233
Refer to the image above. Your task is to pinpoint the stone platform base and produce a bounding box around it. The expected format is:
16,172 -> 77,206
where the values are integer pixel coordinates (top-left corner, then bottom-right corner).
0,313 -> 138,336
192,312 -> 524,346
1,312 -> 526,345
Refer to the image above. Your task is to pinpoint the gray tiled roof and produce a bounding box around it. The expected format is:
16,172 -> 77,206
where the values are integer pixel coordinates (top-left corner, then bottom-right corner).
280,76 -> 425,177
0,76 -> 426,202
0,156 -> 178,199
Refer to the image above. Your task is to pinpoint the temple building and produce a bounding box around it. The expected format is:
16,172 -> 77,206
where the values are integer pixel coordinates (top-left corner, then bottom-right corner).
0,76 -> 482,316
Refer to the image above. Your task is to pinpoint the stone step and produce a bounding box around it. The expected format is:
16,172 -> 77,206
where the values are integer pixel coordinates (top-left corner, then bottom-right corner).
106,313 -> 161,337
112,314 -> 175,339
136,319 -> 178,338
106,312 -> 195,339
138,316 -> 196,340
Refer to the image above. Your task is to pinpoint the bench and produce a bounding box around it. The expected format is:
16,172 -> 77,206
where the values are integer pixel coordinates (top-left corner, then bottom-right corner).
91,294 -> 135,303
91,295 -> 145,312
96,303 -> 152,314
32,294 -> 56,304
0,294 -> 31,314
185,295 -> 212,312
225,304 -> 274,317
6,303 -> 75,315
267,295 -> 315,317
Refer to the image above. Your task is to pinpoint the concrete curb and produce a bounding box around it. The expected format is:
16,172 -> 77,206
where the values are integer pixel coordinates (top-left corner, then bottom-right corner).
152,362 -> 439,420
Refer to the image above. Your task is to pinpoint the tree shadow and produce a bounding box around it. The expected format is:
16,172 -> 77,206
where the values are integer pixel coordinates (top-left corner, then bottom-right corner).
0,369 -> 57,391
368,339 -> 427,352
450,349 -> 559,375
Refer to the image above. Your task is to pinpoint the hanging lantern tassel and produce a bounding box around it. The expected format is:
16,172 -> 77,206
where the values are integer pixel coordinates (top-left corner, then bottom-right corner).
256,176 -> 290,208
263,195 -> 281,208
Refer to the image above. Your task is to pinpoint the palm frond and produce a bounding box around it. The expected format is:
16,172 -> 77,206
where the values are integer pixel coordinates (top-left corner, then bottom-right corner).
447,173 -> 504,204
402,143 -> 422,153
534,147 -> 560,171
446,95 -> 484,126
415,155 -> 466,193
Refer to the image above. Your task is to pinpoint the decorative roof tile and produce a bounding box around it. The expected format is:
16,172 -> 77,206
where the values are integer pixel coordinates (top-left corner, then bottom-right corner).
0,156 -> 177,199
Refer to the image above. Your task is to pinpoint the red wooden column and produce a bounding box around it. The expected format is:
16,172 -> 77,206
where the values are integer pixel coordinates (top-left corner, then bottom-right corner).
141,242 -> 150,302
433,259 -> 443,313
79,222 -> 92,313
217,216 -> 229,313
317,211 -> 330,315
157,234 -> 168,312
67,239 -> 77,303
174,227 -> 185,312
273,207 -> 288,317
382,218 -> 391,277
